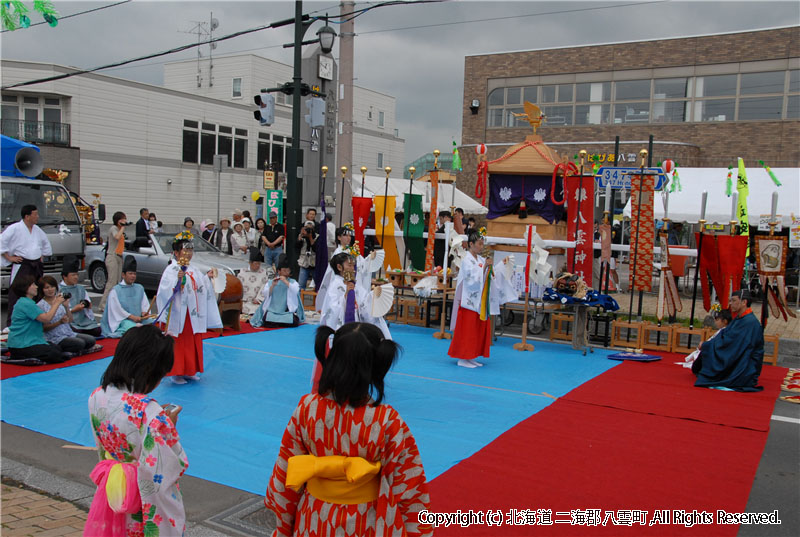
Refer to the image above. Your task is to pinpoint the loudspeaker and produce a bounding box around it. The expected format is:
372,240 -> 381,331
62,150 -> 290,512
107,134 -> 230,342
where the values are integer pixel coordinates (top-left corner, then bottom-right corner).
14,147 -> 44,178
1,135 -> 43,178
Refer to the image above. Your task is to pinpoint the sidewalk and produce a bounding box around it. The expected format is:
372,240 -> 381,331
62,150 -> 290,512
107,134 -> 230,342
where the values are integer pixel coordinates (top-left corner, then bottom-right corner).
1,481 -> 87,537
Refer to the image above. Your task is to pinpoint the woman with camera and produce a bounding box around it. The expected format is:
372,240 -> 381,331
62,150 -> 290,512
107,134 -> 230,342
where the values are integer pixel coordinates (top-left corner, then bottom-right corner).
296,220 -> 317,290
99,211 -> 128,312
6,275 -> 69,364
38,276 -> 99,356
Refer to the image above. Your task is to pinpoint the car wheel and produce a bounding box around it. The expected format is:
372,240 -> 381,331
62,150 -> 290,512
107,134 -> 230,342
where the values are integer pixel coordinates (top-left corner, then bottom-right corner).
89,262 -> 107,293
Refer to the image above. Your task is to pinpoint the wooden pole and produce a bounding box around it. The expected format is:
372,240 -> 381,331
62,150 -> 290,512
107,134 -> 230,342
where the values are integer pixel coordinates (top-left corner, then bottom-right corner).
513,289 -> 534,351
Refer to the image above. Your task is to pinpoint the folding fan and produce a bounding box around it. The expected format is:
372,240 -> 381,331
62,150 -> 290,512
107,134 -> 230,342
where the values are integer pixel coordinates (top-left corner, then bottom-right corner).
365,249 -> 386,273
371,283 -> 395,317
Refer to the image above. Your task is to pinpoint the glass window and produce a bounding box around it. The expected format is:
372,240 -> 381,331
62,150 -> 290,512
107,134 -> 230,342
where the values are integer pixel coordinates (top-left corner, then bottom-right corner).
613,102 -> 650,124
377,152 -> 384,168
542,105 -> 573,126
271,143 -> 284,172
787,95 -> 799,119
523,86 -> 537,103
184,120 -> 198,128
233,138 -> 247,168
576,82 -> 610,102
273,135 -> 284,143
740,71 -> 784,95
257,141 -> 270,170
258,132 -> 270,140
615,80 -> 650,100
2,95 -> 17,103
182,130 -> 198,163
541,85 -> 556,103
652,101 -> 687,123
202,122 -> 215,131
487,108 -> 503,127
697,99 -> 735,121
23,96 -> 38,104
697,75 -> 737,97
219,125 -> 232,134
790,70 -> 800,93
235,128 -> 248,136
44,98 -> 60,106
654,78 -> 689,99
488,88 -> 504,106
738,96 -> 783,120
200,133 -> 215,165
507,87 -> 521,105
557,84 -> 573,103
505,108 -> 525,127
232,77 -> 242,98
217,135 -> 232,166
43,108 -> 61,123
378,111 -> 385,128
575,104 -> 610,125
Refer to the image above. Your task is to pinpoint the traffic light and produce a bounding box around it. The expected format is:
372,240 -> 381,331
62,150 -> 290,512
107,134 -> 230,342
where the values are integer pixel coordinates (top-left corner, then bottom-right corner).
254,91 -> 275,126
304,97 -> 325,128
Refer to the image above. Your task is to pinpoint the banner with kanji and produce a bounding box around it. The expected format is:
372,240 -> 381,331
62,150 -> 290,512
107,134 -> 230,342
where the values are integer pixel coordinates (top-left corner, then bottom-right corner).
629,173 -> 655,291
425,170 -> 439,271
403,193 -> 426,271
736,157 -> 751,255
373,195 -> 402,271
265,190 -> 283,223
565,175 -> 594,286
351,197 -> 373,256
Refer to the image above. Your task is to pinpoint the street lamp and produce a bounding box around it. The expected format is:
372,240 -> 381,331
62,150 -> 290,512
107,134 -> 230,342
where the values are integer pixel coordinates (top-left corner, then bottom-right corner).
317,24 -> 336,53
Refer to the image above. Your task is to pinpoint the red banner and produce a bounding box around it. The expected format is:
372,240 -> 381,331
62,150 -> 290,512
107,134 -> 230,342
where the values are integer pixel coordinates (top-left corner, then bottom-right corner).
565,175 -> 594,286
630,173 -> 655,292
351,197 -> 373,255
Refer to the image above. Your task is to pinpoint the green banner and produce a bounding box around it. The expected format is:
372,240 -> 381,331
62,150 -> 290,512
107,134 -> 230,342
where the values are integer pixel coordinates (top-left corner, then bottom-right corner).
266,189 -> 283,223
403,193 -> 426,271
736,158 -> 749,255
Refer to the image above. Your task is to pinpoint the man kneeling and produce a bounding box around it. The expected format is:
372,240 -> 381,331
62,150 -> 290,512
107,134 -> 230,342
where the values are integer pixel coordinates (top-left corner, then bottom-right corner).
693,289 -> 764,392
250,254 -> 304,328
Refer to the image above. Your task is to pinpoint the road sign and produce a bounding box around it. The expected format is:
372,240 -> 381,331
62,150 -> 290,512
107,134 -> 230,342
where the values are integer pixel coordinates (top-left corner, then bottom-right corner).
595,167 -> 667,190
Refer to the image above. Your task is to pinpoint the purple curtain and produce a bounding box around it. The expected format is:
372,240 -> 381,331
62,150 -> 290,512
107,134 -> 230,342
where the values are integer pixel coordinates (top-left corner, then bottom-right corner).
487,174 -> 564,223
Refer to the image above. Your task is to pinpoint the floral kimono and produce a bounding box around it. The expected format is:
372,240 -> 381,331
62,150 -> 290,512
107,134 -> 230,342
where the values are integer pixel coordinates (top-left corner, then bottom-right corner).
265,393 -> 432,537
86,385 -> 188,537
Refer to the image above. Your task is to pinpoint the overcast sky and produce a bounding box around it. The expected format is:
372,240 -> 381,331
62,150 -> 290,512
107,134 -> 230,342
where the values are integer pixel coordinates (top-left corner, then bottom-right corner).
2,0 -> 799,161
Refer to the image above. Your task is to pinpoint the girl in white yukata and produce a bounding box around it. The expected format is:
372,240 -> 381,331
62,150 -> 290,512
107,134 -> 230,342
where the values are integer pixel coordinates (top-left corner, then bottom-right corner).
315,223 -> 354,312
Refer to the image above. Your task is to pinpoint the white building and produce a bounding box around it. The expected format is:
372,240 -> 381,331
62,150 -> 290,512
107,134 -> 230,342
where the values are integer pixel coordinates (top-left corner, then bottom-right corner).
0,54 -> 405,224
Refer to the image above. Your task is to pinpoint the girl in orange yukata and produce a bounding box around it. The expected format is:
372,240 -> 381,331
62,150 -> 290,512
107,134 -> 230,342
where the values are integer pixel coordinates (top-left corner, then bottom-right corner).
265,323 -> 432,537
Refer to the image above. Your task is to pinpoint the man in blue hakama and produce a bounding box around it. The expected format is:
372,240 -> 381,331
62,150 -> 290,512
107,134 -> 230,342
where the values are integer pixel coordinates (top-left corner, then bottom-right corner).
100,256 -> 153,338
250,254 -> 305,328
693,289 -> 764,392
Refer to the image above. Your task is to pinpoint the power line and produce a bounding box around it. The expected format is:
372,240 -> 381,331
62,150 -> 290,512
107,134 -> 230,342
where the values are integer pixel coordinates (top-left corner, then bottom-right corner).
0,0 -> 133,34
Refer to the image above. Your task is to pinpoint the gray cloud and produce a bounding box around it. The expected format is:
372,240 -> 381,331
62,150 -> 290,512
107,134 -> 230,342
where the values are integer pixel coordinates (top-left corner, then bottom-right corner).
2,1 -> 798,162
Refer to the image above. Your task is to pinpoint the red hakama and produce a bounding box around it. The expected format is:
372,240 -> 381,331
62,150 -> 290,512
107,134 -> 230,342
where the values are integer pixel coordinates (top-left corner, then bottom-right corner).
168,312 -> 204,376
447,307 -> 491,360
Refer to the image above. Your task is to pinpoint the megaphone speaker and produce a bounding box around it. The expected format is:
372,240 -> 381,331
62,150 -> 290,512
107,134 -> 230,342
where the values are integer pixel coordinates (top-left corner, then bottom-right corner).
15,147 -> 43,178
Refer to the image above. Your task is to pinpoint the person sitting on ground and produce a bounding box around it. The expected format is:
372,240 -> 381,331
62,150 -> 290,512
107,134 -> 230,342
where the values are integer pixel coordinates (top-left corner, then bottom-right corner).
85,325 -> 187,537
100,256 -> 153,338
683,306 -> 731,369
251,253 -> 305,329
238,248 -> 270,317
38,276 -> 99,356
5,275 -> 68,364
59,255 -> 102,337
693,289 -> 764,391
265,322 -> 432,537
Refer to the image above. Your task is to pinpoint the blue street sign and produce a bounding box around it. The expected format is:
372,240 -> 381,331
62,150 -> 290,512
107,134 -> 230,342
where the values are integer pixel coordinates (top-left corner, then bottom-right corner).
595,167 -> 668,190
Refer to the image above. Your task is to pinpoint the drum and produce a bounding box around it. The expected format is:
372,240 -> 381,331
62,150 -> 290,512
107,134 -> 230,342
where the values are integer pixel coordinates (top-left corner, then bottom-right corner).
219,273 -> 243,303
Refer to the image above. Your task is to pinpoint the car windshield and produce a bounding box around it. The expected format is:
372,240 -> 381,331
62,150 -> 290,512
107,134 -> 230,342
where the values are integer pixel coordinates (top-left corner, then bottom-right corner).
155,233 -> 221,254
1,182 -> 81,226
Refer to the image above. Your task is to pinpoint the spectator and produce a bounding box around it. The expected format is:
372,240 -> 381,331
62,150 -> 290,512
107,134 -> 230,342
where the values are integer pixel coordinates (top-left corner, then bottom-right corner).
433,210 -> 452,268
1,204 -> 52,328
242,210 -> 252,221
668,222 -> 684,246
85,325 -> 187,536
210,217 -> 233,255
5,275 -> 67,364
465,217 -> 477,235
242,217 -> 258,254
232,208 -> 244,226
253,218 -> 267,261
305,207 -> 318,234
296,220 -> 317,289
183,217 -> 197,237
202,221 -> 215,242
231,221 -> 249,258
262,213 -> 285,269
453,207 -> 466,234
38,276 -> 98,356
99,211 -> 128,312
265,323 -> 431,536
135,208 -> 152,247
59,255 -> 101,337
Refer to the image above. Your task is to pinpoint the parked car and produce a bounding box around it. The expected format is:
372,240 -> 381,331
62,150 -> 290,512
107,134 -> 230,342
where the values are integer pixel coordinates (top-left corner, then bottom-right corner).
85,233 -> 250,293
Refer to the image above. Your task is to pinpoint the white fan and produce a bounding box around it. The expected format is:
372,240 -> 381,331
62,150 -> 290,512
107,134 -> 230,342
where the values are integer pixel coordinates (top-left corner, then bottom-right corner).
210,268 -> 227,294
365,249 -> 386,272
371,283 -> 395,317
501,254 -> 515,281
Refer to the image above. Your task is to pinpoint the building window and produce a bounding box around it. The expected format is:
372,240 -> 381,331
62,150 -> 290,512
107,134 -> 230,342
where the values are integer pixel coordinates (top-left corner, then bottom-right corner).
695,99 -> 735,122
787,95 -> 800,119
271,143 -> 285,173
200,133 -> 215,165
576,82 -> 610,102
738,96 -> 783,120
696,75 -> 737,97
740,71 -> 784,95
232,77 -> 242,98
488,88 -> 504,106
615,80 -> 651,101
575,104 -> 611,125
652,100 -> 688,123
542,105 -> 573,126
233,129 -> 248,168
378,111 -> 385,128
789,70 -> 800,93
377,152 -> 384,168
614,102 -> 650,124
368,107 -> 373,121
654,78 -> 690,99
182,121 -> 199,163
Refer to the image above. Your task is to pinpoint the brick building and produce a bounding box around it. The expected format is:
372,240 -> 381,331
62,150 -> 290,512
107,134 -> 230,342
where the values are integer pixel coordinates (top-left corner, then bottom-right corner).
458,26 -> 800,201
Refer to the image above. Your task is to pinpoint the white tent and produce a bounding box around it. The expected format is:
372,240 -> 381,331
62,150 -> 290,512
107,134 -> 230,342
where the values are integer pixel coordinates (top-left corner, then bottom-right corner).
622,167 -> 799,225
349,175 -> 487,215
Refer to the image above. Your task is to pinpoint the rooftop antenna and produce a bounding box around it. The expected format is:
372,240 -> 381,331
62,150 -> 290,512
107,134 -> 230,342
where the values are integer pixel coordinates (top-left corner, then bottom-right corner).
181,13 -> 219,88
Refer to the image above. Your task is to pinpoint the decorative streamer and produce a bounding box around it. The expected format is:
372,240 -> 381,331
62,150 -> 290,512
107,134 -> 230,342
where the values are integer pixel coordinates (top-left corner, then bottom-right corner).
425,170 -> 440,271
736,158 -> 751,254
1,0 -> 58,31
451,141 -> 462,172
479,264 -> 493,321
670,168 -> 681,192
725,166 -> 734,196
758,160 -> 782,186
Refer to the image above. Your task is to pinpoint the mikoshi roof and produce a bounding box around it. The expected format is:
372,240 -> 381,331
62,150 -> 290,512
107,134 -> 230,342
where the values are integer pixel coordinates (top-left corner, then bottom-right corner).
622,167 -> 799,225
349,175 -> 487,215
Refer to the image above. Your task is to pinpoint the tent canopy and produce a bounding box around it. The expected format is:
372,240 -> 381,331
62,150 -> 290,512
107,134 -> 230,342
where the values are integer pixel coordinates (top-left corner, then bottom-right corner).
622,167 -> 798,225
349,175 -> 487,215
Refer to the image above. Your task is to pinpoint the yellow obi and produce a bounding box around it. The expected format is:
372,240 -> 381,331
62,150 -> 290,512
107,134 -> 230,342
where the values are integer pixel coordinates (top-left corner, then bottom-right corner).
286,455 -> 381,505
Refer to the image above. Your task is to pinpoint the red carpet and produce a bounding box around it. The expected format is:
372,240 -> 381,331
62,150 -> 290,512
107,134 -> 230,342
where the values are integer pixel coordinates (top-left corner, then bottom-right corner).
1,322 -> 271,380
429,362 -> 786,536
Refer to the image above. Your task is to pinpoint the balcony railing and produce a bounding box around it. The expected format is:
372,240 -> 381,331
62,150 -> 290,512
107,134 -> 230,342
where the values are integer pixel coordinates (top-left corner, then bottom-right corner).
1,119 -> 71,146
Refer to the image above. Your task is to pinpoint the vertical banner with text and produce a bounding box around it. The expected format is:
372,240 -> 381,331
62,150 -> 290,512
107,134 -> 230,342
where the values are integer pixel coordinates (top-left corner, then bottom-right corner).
266,189 -> 283,223
565,175 -> 594,286
373,195 -> 403,271
630,173 -> 655,292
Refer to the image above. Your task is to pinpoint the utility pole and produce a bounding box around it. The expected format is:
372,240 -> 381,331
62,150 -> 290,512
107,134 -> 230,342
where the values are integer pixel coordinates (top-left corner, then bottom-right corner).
336,0 -> 355,225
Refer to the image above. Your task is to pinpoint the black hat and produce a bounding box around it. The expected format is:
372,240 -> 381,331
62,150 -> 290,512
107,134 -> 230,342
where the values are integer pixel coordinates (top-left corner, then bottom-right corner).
276,253 -> 291,271
249,248 -> 262,262
61,255 -> 80,276
122,255 -> 137,273
733,288 -> 752,302
184,217 -> 195,226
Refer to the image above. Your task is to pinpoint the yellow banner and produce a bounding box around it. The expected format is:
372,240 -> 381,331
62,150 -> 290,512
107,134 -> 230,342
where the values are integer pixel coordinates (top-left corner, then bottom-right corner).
373,195 -> 402,271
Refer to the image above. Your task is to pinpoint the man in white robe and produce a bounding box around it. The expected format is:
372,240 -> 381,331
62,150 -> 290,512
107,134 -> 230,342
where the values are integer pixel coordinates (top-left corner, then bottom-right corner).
238,249 -> 270,316
100,256 -> 153,338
